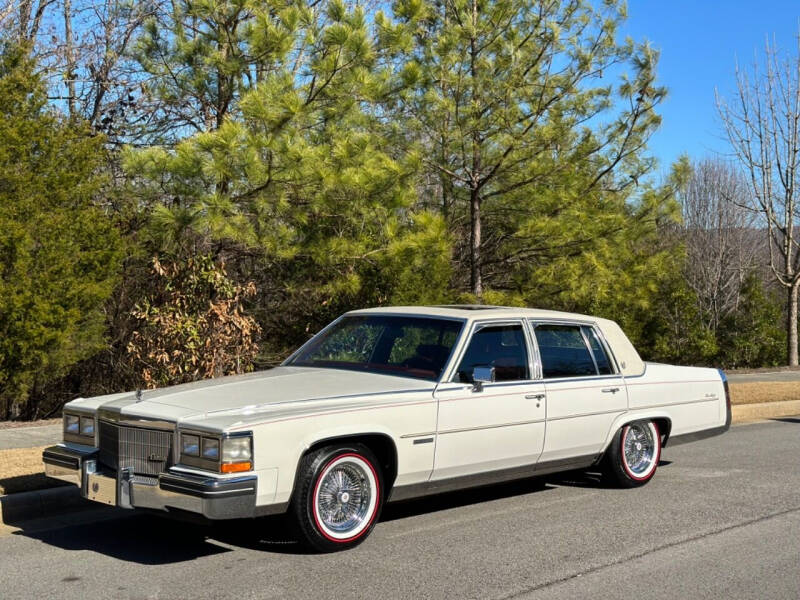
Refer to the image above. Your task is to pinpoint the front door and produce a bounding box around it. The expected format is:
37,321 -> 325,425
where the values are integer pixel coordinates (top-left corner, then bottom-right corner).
432,321 -> 546,480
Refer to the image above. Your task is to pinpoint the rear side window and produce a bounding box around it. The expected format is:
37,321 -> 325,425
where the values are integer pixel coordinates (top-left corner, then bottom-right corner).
534,324 -> 597,378
582,326 -> 613,375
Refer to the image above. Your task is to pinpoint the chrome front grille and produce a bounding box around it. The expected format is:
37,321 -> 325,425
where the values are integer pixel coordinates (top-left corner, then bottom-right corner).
98,420 -> 174,477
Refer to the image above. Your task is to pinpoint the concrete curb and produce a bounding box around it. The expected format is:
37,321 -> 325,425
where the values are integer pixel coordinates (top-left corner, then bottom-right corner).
732,399 -> 800,422
0,485 -> 94,526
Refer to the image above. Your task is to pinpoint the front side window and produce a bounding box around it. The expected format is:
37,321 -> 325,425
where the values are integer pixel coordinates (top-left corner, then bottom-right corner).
456,324 -> 529,383
288,316 -> 463,381
534,324 -> 597,378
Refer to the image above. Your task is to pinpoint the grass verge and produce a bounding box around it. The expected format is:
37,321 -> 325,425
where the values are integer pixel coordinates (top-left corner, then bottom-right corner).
729,381 -> 800,405
0,446 -> 65,495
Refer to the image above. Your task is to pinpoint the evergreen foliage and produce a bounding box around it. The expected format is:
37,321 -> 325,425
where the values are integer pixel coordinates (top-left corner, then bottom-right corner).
0,2 -> 792,418
124,0 -> 452,358
0,44 -> 122,418
378,0 -> 672,303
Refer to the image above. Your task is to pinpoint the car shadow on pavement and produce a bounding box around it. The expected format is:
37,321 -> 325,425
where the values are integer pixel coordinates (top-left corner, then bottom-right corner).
543,461 -> 671,489
771,417 -> 800,424
383,476 -> 558,523
11,465 -> 658,559
13,513 -> 232,565
0,473 -> 69,495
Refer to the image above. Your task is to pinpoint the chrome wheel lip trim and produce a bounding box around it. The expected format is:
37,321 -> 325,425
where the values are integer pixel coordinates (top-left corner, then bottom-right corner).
313,454 -> 379,542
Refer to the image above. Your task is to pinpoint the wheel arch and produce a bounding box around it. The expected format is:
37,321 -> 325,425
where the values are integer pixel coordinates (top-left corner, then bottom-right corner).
292,431 -> 399,501
602,411 -> 672,454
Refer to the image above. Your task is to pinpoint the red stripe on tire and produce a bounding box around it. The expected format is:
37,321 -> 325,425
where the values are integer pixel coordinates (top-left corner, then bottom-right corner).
312,453 -> 380,544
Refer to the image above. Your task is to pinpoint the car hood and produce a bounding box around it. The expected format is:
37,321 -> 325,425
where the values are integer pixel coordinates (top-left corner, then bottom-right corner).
74,367 -> 435,429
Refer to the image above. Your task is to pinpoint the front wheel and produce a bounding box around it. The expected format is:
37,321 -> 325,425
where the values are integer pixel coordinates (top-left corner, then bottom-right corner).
603,420 -> 661,488
291,444 -> 383,552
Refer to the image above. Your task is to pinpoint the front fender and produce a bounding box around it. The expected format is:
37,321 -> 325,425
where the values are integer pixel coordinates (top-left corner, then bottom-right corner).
271,423 -> 402,506
297,423 -> 398,455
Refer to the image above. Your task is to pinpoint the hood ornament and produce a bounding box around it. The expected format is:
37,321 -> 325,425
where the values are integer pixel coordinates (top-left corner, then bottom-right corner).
135,389 -> 143,403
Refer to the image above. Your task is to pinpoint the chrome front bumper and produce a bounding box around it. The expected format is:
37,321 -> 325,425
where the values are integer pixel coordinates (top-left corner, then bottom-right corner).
42,445 -> 270,520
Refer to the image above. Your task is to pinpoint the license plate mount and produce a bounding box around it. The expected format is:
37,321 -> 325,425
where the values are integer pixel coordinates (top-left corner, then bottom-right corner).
86,471 -> 117,506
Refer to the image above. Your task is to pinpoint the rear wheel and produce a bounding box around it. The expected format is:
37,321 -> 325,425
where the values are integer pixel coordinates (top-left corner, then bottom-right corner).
292,444 -> 383,552
603,420 -> 661,487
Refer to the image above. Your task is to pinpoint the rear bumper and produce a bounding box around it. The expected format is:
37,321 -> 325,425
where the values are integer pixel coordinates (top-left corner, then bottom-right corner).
42,445 -> 283,520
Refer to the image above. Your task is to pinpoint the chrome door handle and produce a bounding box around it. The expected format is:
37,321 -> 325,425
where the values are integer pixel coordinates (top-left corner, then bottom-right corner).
602,387 -> 620,394
525,393 -> 546,400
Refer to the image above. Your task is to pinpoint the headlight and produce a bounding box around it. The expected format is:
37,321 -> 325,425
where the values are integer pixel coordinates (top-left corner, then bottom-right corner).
221,436 -> 252,473
80,416 -> 95,436
202,437 -> 219,460
63,412 -> 95,444
222,437 -> 251,462
179,431 -> 252,473
65,415 -> 80,434
181,434 -> 200,456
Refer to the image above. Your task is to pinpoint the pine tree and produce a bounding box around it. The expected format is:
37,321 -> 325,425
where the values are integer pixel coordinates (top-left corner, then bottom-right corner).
379,0 -> 672,302
125,0 -> 452,358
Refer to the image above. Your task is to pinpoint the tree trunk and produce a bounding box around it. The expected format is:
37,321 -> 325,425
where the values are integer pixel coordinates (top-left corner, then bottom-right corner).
63,0 -> 76,118
468,0 -> 481,300
470,186 -> 482,298
789,283 -> 799,366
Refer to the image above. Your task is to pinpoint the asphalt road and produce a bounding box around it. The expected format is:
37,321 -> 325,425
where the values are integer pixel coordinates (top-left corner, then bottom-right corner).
1,418 -> 798,600
0,424 -> 61,450
726,370 -> 800,383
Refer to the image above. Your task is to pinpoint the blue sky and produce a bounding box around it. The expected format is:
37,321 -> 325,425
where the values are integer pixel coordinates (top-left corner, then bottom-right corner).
621,0 -> 800,171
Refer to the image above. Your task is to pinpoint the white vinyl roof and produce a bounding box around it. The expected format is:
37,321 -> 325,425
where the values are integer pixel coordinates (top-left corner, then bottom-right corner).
347,304 -> 599,322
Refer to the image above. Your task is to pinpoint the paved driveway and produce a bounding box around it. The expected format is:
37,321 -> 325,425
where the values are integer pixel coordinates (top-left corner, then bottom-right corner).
0,417 -> 798,599
726,370 -> 800,383
0,424 -> 61,450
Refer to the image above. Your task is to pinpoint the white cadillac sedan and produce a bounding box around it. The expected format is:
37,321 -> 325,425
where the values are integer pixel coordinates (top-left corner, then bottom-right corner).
44,305 -> 730,551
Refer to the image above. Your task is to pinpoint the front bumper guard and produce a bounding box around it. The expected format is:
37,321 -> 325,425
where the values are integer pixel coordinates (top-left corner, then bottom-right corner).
42,445 -> 263,520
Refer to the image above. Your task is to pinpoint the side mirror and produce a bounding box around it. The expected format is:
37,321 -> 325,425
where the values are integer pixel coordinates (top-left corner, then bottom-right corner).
472,366 -> 495,392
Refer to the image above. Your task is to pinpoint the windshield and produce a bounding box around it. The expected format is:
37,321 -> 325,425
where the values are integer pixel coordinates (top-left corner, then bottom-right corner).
287,315 -> 464,381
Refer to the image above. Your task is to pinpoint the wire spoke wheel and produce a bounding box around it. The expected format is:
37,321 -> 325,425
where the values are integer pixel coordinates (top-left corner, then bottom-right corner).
621,421 -> 660,481
312,453 -> 379,542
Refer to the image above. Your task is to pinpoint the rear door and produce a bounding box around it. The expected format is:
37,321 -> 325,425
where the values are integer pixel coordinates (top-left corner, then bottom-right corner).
432,320 -> 547,480
531,322 -> 628,463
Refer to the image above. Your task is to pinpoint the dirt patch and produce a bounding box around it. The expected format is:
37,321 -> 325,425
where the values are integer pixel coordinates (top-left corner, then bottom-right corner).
0,446 -> 64,495
0,418 -> 60,430
729,381 -> 800,405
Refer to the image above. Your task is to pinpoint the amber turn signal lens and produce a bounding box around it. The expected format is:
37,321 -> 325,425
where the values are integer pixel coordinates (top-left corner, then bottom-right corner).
221,462 -> 251,473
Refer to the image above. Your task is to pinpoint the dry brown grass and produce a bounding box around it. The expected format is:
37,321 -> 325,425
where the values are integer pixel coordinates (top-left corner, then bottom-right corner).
0,446 -> 61,495
729,381 -> 800,405
0,418 -> 60,430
